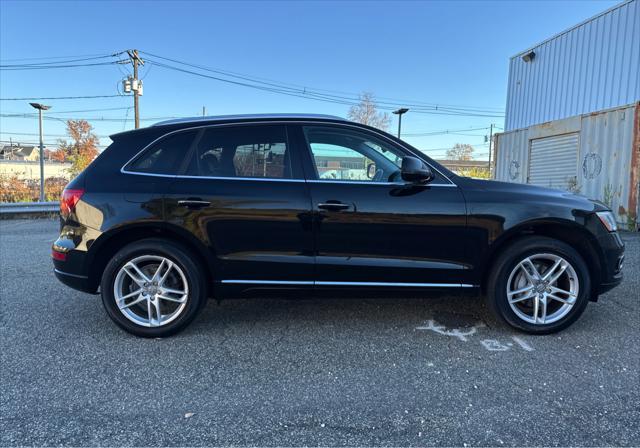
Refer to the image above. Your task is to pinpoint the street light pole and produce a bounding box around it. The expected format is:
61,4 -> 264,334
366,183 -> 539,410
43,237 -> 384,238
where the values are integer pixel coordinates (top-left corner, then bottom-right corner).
30,102 -> 50,202
487,123 -> 494,178
392,108 -> 409,139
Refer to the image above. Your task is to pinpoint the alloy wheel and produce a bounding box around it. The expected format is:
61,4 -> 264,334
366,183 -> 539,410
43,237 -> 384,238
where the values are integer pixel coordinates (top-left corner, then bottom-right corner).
506,253 -> 579,325
113,255 -> 189,327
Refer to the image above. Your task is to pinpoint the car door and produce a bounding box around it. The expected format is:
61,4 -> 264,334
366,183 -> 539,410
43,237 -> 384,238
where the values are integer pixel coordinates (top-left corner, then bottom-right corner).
163,123 -> 314,290
292,123 -> 471,290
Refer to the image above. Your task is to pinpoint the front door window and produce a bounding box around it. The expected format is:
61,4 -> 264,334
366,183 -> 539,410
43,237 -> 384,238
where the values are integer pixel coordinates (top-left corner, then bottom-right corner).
303,126 -> 405,183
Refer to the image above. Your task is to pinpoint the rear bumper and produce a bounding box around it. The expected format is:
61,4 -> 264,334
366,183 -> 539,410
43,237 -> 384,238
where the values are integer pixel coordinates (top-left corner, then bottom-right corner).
52,222 -> 99,294
53,268 -> 97,294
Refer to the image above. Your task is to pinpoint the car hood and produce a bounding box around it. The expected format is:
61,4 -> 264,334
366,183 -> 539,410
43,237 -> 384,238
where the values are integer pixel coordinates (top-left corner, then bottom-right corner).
456,177 -> 609,213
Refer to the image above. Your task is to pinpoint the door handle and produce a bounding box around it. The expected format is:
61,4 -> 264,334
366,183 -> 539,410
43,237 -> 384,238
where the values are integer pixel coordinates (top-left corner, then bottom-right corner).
317,202 -> 351,211
178,199 -> 211,209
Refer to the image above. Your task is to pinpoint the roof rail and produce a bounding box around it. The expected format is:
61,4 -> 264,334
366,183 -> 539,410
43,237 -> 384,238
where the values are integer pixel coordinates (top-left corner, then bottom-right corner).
153,113 -> 347,127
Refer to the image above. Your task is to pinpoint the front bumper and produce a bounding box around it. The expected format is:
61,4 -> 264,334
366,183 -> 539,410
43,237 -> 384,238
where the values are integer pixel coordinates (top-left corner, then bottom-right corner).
594,229 -> 625,296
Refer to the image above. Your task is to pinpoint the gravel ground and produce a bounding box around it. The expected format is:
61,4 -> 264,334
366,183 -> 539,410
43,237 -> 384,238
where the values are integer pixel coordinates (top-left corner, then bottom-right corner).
1,218 -> 638,447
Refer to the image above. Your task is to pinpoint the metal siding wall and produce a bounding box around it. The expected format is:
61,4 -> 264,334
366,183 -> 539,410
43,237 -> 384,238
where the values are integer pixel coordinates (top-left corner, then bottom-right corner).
579,105 -> 636,224
505,0 -> 640,131
494,129 -> 528,183
495,104 -> 638,226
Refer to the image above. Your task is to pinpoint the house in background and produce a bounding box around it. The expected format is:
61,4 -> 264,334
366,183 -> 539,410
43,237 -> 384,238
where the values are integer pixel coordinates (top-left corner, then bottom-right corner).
0,145 -> 39,161
494,0 -> 639,229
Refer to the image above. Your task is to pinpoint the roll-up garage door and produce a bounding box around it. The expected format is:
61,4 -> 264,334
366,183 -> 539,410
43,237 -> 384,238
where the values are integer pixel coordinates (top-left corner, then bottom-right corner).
528,133 -> 579,190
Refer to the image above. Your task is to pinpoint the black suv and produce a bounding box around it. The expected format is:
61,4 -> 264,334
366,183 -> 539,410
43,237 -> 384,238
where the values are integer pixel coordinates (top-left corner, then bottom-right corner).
53,114 -> 624,337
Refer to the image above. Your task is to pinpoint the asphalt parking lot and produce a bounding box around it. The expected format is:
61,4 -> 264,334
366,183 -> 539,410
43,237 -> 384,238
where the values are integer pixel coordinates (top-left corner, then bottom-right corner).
1,218 -> 638,447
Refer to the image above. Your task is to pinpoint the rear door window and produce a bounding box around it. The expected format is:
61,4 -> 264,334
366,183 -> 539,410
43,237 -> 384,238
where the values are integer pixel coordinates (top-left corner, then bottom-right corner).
183,125 -> 294,179
126,130 -> 197,175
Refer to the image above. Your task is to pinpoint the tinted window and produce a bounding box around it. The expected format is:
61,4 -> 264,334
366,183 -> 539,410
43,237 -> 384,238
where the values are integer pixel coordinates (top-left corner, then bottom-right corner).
303,126 -> 405,182
127,130 -> 197,175
185,125 -> 292,179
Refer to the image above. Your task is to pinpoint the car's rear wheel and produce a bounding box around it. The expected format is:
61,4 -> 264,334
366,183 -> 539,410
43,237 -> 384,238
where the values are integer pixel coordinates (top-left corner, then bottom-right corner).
487,236 -> 591,334
100,239 -> 207,337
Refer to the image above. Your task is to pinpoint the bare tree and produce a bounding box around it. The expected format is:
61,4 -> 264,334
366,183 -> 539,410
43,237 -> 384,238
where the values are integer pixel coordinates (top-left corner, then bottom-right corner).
446,143 -> 475,161
347,92 -> 391,131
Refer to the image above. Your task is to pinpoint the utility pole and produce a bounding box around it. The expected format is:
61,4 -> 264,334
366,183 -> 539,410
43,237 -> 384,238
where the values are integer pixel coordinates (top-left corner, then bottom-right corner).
202,106 -> 206,117
487,123 -> 494,178
30,102 -> 50,202
392,108 -> 409,139
126,50 -> 144,129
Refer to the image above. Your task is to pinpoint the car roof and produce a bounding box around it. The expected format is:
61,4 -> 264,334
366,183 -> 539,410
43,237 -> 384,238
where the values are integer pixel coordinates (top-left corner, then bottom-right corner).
152,113 -> 348,127
109,113 -> 350,140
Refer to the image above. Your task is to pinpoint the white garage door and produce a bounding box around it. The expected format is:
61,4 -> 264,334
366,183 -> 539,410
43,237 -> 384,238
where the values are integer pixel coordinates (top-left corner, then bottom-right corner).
528,133 -> 579,190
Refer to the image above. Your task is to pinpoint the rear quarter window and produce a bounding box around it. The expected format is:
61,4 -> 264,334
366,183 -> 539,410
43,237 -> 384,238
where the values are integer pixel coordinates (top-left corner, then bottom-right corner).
125,130 -> 197,175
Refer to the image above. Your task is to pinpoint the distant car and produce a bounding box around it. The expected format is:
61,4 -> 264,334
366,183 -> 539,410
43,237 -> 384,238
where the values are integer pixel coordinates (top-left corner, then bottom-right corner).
52,114 -> 624,337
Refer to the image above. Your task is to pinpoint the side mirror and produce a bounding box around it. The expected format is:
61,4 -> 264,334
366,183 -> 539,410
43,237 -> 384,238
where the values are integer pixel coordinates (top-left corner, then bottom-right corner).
367,163 -> 377,179
401,156 -> 434,184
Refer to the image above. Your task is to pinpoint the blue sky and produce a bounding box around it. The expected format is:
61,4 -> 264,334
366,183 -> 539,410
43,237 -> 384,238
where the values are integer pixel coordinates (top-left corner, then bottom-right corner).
0,0 -> 619,160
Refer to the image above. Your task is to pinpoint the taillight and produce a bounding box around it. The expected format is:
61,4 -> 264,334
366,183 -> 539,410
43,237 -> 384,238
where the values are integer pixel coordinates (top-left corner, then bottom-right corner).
60,188 -> 84,219
51,250 -> 67,261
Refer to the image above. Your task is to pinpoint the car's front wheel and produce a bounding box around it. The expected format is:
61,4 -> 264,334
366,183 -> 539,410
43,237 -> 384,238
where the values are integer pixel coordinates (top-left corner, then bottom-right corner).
487,236 -> 591,334
100,239 -> 207,337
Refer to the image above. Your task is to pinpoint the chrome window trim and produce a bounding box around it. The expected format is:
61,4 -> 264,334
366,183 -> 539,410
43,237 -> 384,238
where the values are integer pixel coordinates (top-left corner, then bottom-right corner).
306,179 -> 457,187
317,281 -> 475,287
120,170 -> 456,187
119,170 -> 307,183
221,280 -> 314,285
120,120 -> 457,187
221,280 -> 475,288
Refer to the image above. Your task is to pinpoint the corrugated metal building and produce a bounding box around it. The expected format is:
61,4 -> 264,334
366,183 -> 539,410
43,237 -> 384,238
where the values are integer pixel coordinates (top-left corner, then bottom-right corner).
495,0 -> 640,229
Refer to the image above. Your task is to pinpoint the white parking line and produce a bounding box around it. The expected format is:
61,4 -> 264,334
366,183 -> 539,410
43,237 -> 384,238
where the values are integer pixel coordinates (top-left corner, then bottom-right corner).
416,319 -> 486,342
511,336 -> 534,352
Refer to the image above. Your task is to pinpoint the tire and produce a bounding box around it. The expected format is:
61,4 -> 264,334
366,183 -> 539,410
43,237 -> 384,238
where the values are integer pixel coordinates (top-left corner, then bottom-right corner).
100,238 -> 207,337
486,236 -> 591,334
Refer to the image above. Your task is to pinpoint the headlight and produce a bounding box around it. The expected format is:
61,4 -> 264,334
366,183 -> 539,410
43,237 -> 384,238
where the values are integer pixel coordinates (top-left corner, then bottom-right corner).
596,211 -> 617,232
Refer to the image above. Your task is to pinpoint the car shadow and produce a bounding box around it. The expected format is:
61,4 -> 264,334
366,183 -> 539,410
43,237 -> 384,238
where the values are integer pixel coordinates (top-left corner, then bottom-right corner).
190,295 -> 500,334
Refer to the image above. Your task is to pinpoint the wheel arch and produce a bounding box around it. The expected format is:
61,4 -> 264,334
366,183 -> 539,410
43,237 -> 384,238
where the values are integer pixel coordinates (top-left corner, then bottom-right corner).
480,218 -> 604,300
86,222 -> 216,296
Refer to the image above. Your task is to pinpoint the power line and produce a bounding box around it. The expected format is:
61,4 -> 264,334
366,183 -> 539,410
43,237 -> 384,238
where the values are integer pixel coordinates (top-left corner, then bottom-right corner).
0,52 -> 127,69
403,126 -> 491,137
48,106 -> 132,114
148,58 -> 504,117
0,48 -> 503,119
0,61 -> 128,71
2,107 -> 132,115
0,52 -> 124,63
0,140 -> 109,148
0,95 -> 126,101
141,51 -> 504,115
0,113 -> 175,122
1,131 -> 111,138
